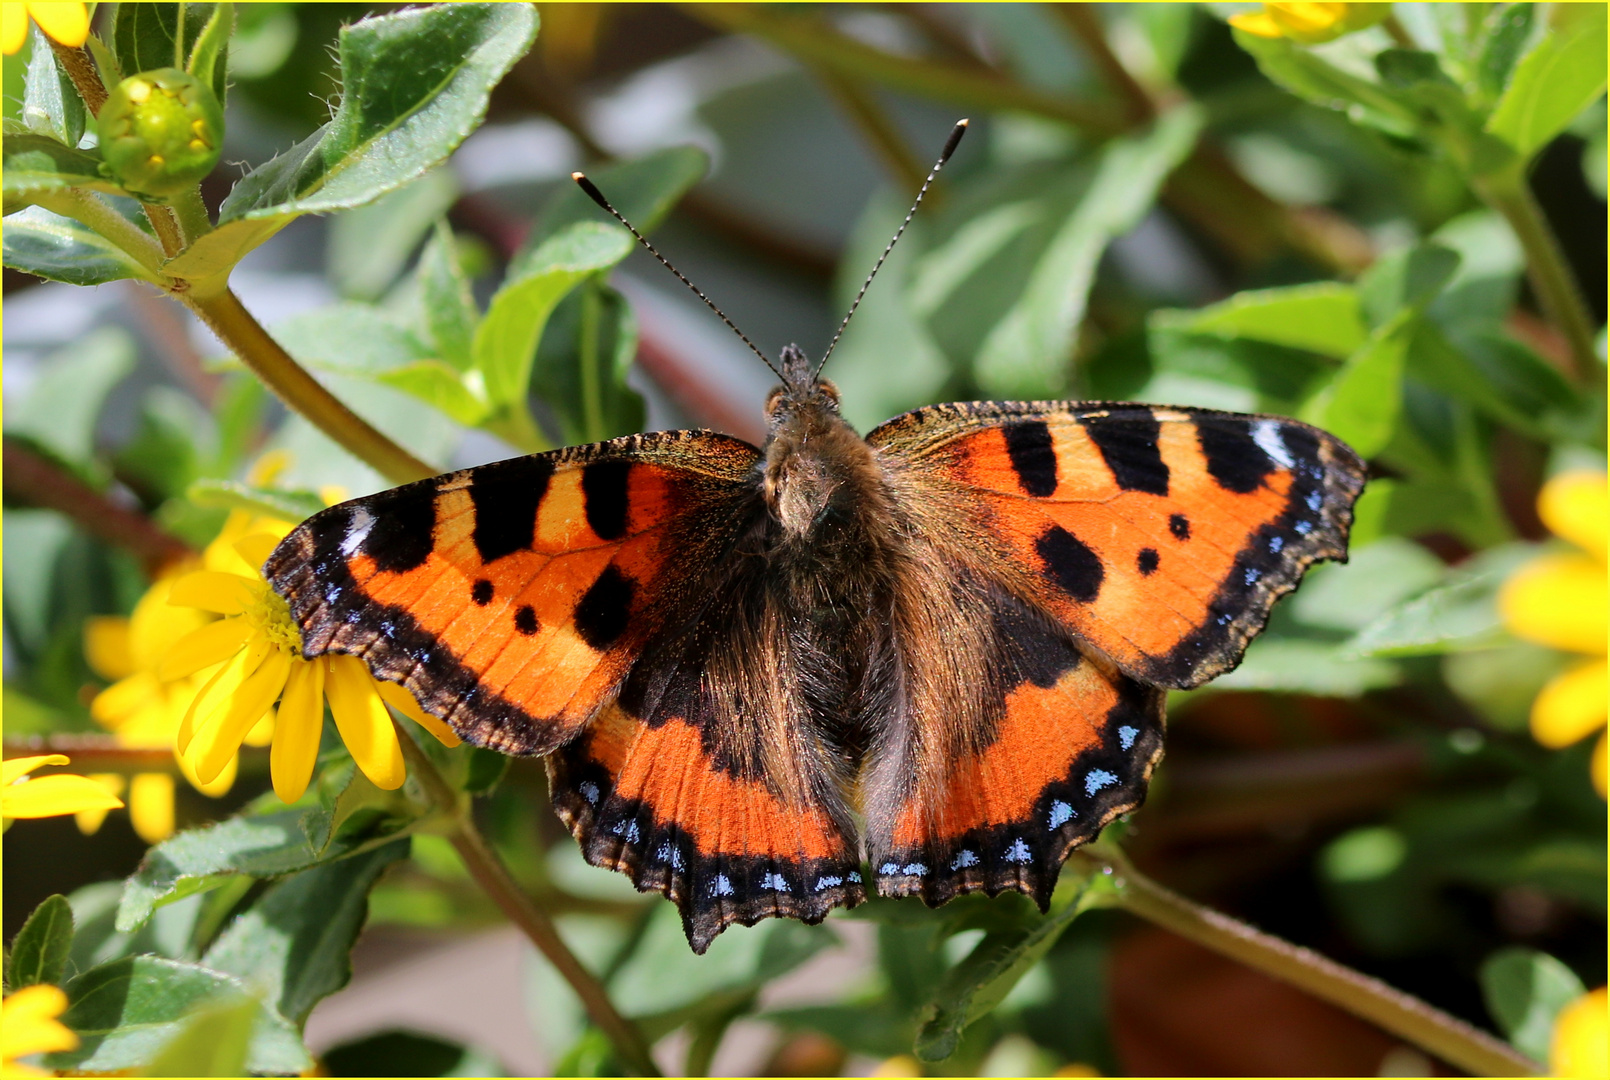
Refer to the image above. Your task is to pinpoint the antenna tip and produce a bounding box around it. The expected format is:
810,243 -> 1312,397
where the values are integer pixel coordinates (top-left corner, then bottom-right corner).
573,172 -> 611,211
958,118 -> 970,127
571,171 -> 587,181
940,120 -> 968,163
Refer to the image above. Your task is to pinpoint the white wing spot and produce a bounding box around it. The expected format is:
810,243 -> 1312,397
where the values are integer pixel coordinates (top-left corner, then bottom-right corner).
1049,801 -> 1074,828
879,862 -> 900,875
655,843 -> 684,870
1306,490 -> 1324,512
1269,535 -> 1284,553
340,509 -> 375,556
709,874 -> 734,897
950,850 -> 979,870
1245,567 -> 1261,585
1004,838 -> 1033,864
848,871 -> 862,883
1118,725 -> 1138,750
578,781 -> 600,805
1085,769 -> 1118,796
814,875 -> 843,892
901,863 -> 928,877
1252,420 -> 1295,469
760,872 -> 791,892
1295,519 -> 1314,535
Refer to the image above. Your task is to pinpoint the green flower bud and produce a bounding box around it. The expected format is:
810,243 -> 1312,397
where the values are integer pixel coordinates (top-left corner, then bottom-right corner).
97,68 -> 224,202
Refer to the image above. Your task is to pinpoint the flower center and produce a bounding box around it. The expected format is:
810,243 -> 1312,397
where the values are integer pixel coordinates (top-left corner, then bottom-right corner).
244,580 -> 302,656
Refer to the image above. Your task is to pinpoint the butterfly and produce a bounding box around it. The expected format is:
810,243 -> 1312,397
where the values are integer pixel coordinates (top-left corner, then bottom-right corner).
265,123 -> 1367,953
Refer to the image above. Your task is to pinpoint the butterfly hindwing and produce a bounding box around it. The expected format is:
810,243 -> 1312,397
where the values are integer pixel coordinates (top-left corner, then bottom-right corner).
266,430 -> 761,755
870,401 -> 1367,689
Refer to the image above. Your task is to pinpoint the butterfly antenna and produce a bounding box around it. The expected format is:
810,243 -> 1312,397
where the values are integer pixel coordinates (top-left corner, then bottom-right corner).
815,118 -> 968,378
572,172 -> 785,382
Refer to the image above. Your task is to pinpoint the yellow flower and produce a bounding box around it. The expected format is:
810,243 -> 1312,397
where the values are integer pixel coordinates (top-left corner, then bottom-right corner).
166,521 -> 460,805
1,984 -> 77,1077
1,2 -> 89,54
1229,2 -> 1391,44
1552,987 -> 1607,1078
1500,472 -> 1609,797
2,755 -> 123,824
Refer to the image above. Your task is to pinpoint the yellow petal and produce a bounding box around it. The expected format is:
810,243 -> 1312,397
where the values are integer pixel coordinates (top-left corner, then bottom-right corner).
83,616 -> 134,681
375,680 -> 460,747
177,747 -> 236,797
1539,471 -> 1608,562
129,772 -> 175,843
1,755 -> 69,787
4,774 -> 125,818
90,671 -> 160,729
325,656 -> 405,790
127,569 -> 211,670
25,1 -> 87,46
73,774 -> 126,835
1,983 -> 78,1059
233,532 -> 285,572
2,4 -> 29,54
188,648 -> 291,784
1551,986 -> 1607,1078
1531,660 -> 1609,749
271,660 -> 326,804
178,636 -> 271,756
1228,10 -> 1285,37
1499,554 -> 1608,655
159,617 -> 253,680
167,570 -> 255,616
243,703 -> 276,747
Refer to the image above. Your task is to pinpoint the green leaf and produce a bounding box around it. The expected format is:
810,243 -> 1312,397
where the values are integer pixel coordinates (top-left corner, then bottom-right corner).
1345,543 -> 1537,657
473,221 -> 634,410
22,26 -> 86,147
1476,4 -> 1537,101
117,807 -> 414,931
1154,283 -> 1367,359
1289,538 -> 1448,632
418,220 -> 480,369
1300,321 -> 1409,459
524,144 -> 709,256
531,282 -> 645,444
185,2 -> 234,104
1210,637 -> 1401,696
4,325 -> 137,469
328,168 -> 460,301
185,478 -> 326,523
110,4 -> 219,85
1,204 -> 160,286
321,1030 -> 503,1077
266,302 -> 434,377
914,872 -> 1104,1061
201,839 -> 409,1024
1358,243 -> 1462,328
1487,4 -> 1608,162
974,105 -> 1201,397
143,993 -> 256,1078
1480,947 -> 1584,1064
373,360 -> 491,426
1233,29 -> 1418,137
174,4 -> 536,289
7,894 -> 75,989
48,956 -> 308,1075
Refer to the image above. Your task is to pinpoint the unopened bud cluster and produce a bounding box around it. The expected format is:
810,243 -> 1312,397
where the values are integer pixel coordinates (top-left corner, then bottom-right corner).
97,68 -> 223,201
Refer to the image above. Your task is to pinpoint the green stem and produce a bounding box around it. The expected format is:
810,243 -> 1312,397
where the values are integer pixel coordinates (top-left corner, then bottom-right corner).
186,290 -> 439,485
682,3 -> 1126,134
35,189 -> 166,275
1478,171 -> 1601,384
169,187 -> 214,246
1072,848 -> 1541,1077
393,724 -> 661,1077
143,204 -> 185,257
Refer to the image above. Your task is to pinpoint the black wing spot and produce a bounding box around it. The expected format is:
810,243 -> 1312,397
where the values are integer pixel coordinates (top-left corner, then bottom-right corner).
1137,548 -> 1159,576
471,578 -> 494,605
582,460 -> 631,541
574,564 -> 635,650
1197,419 -> 1273,494
1003,421 -> 1058,497
514,605 -> 539,635
1082,413 -> 1169,495
1036,526 -> 1104,603
362,487 -> 436,574
1169,513 -> 1190,540
471,457 -> 553,563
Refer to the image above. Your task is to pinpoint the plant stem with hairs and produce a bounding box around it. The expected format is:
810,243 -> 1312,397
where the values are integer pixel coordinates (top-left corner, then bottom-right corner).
1070,846 -> 1541,1077
394,724 -> 662,1077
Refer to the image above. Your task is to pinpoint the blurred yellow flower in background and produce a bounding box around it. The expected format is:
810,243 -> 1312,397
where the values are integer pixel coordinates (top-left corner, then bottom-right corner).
1500,472 -> 1608,797
166,518 -> 459,805
1229,2 -> 1391,44
1,983 -> 77,1076
1,1 -> 88,54
1551,986 -> 1607,1079
2,755 -> 122,825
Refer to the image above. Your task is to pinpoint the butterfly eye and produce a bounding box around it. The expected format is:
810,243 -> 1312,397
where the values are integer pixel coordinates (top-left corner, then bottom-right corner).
816,380 -> 841,411
764,388 -> 787,421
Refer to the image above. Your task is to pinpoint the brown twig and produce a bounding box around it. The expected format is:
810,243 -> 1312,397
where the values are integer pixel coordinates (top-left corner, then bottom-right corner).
394,723 -> 661,1077
3,437 -> 195,575
1050,4 -> 1156,124
2,735 -> 266,774
810,66 -> 930,196
45,40 -> 107,116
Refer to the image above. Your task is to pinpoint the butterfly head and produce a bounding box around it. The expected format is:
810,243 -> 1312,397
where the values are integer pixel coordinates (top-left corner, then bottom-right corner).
764,344 -> 841,428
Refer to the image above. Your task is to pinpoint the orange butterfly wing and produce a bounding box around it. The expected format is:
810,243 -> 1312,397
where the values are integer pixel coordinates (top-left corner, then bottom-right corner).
266,431 -> 761,755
